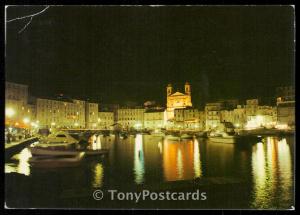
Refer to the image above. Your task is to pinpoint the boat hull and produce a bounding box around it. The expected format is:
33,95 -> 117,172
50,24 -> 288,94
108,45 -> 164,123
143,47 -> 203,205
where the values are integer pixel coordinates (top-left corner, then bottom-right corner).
30,147 -> 109,156
29,152 -> 85,168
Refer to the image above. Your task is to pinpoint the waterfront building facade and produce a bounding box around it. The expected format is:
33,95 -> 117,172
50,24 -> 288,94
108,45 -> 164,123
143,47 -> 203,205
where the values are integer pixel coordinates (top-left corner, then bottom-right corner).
5,82 -> 36,128
36,98 -> 86,128
276,86 -> 295,128
205,102 -> 223,130
85,102 -> 99,129
166,82 -> 192,120
98,111 -> 114,130
5,82 -> 28,105
174,108 -> 205,130
117,107 -> 145,130
232,105 -> 247,128
144,109 -> 167,130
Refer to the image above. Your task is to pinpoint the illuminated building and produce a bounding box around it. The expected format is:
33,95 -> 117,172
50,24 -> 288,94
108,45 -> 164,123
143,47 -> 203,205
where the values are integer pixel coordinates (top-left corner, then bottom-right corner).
276,86 -> 295,128
36,98 -> 86,128
144,109 -> 167,130
174,108 -> 205,130
117,107 -> 145,130
205,102 -> 223,130
166,82 -> 192,120
98,111 -> 114,130
85,102 -> 99,129
245,99 -> 259,122
232,105 -> 247,128
5,82 -> 35,128
5,82 -> 28,105
245,99 -> 277,129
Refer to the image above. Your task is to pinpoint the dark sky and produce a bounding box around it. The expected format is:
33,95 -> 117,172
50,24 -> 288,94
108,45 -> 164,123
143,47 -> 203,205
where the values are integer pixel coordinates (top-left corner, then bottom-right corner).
6,6 -> 294,107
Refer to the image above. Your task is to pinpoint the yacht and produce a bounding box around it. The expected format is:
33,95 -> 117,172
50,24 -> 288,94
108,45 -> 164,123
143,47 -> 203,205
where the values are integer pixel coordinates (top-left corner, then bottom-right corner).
41,131 -> 78,145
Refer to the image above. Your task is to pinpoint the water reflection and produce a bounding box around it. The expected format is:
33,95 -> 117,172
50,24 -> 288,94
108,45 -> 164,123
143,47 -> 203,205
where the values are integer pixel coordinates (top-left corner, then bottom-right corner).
133,134 -> 145,184
89,135 -> 102,150
92,163 -> 104,188
4,134 -> 294,209
193,138 -> 202,178
251,137 -> 293,209
6,148 -> 32,176
163,139 -> 201,181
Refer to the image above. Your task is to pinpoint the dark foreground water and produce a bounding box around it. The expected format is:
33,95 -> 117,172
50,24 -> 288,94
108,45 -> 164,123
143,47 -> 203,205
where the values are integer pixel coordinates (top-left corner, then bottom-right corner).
5,134 -> 294,209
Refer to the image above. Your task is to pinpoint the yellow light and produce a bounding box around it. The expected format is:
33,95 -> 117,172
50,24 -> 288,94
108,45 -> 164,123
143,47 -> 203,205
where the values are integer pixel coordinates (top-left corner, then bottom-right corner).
135,123 -> 142,128
74,122 -> 79,127
51,122 -> 56,126
5,108 -> 15,118
23,117 -> 30,124
275,124 -> 289,130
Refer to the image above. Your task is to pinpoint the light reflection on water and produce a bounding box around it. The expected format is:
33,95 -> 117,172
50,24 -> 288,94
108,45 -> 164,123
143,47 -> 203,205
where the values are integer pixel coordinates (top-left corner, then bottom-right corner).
134,134 -> 145,184
92,163 -> 104,188
5,148 -> 32,176
162,139 -> 199,181
5,134 -> 294,208
251,137 -> 293,209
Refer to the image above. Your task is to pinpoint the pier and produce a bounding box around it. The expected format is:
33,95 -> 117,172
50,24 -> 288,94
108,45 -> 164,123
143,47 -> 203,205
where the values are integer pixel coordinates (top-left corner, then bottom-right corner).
5,137 -> 39,160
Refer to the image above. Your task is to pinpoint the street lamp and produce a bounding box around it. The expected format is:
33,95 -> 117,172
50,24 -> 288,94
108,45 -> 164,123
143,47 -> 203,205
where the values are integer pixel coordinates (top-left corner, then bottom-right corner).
23,117 -> 30,124
5,107 -> 15,118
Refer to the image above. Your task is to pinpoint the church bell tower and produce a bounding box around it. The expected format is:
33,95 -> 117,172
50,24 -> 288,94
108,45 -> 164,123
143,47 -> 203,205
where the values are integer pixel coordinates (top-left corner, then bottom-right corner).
185,82 -> 191,95
167,84 -> 173,96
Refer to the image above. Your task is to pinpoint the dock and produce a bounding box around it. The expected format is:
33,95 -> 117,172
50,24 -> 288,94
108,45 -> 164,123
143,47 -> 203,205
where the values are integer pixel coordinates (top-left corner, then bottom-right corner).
5,137 -> 39,160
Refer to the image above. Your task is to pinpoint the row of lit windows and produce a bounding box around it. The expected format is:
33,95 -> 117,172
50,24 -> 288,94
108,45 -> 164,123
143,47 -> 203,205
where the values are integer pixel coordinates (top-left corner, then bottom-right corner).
119,117 -> 143,121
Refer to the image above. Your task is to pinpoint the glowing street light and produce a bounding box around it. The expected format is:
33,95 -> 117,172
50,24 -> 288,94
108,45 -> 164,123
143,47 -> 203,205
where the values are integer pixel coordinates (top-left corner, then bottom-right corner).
23,117 -> 30,124
5,108 -> 15,118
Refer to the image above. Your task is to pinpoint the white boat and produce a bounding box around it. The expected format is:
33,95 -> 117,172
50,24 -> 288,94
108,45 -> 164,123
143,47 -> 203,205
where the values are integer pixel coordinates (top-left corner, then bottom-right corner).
29,152 -> 85,168
38,131 -> 78,148
30,147 -> 109,156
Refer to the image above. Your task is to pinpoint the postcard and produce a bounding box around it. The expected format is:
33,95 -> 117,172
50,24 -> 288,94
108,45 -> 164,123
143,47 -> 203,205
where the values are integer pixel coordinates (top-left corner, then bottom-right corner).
4,5 -> 295,210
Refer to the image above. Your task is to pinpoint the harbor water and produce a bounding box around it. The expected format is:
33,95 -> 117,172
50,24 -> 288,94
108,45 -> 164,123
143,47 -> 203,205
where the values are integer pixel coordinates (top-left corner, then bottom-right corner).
5,134 -> 295,209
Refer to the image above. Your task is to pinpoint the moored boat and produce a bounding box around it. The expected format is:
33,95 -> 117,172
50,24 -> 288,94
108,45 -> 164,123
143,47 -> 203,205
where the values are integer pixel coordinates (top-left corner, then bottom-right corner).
29,152 -> 85,168
30,147 -> 109,156
38,131 -> 78,149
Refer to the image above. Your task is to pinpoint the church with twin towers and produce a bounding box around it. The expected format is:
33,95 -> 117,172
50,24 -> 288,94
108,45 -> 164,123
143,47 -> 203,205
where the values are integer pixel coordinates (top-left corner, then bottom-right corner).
166,82 -> 193,120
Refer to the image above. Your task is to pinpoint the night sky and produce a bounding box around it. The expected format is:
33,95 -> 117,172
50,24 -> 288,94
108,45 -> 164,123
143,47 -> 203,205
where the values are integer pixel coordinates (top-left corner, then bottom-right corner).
6,6 -> 294,107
